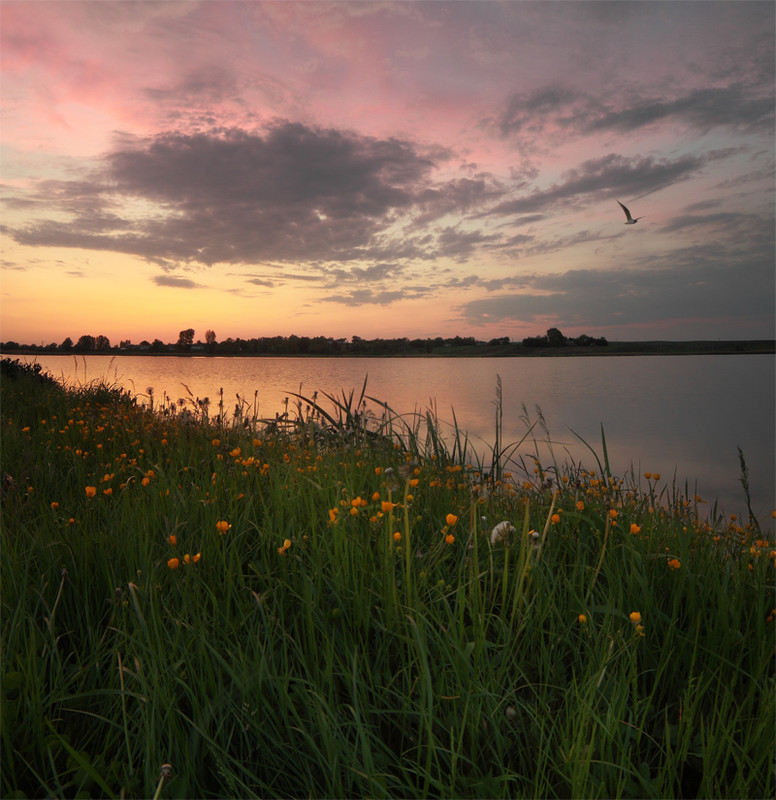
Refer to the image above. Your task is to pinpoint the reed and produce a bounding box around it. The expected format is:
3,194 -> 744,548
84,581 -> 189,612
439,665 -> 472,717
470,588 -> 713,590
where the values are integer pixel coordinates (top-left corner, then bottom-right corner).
1,358 -> 773,799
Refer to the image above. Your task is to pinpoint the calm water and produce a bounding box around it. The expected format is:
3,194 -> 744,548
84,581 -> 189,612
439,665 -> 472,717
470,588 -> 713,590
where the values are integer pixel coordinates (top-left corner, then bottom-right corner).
17,353 -> 776,521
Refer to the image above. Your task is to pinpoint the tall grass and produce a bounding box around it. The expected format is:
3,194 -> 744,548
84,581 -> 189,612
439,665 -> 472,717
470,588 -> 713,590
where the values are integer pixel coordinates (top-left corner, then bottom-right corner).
1,358 -> 773,799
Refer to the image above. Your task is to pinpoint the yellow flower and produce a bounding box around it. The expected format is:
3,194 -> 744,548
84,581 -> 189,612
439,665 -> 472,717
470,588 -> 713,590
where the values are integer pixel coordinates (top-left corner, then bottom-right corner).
278,538 -> 292,555
216,520 -> 231,534
446,513 -> 458,526
629,611 -> 642,625
667,558 -> 681,570
167,557 -> 180,570
85,486 -> 97,498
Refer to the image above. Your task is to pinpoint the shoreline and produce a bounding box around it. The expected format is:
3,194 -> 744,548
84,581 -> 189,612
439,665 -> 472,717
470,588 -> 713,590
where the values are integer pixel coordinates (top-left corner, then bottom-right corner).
2,339 -> 774,358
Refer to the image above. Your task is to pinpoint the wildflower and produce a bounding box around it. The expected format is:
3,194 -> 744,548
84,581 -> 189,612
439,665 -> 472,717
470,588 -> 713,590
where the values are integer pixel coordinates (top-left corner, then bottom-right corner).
445,533 -> 455,545
393,531 -> 402,542
643,472 -> 652,479
167,557 -> 180,570
446,513 -> 458,526
635,624 -> 645,637
551,513 -> 560,525
629,611 -> 642,625
372,491 -> 381,502
141,477 -> 150,486
230,447 -> 241,458
667,558 -> 681,570
576,501 -> 585,512
609,509 -> 619,520
578,614 -> 587,624
489,521 -> 514,545
51,502 -> 59,510
629,523 -> 641,535
381,500 -> 395,513
85,486 -> 97,498
652,473 -> 661,480
168,534 -> 177,546
328,508 -> 339,523
278,538 -> 292,555
216,520 -> 231,534
212,438 -> 220,447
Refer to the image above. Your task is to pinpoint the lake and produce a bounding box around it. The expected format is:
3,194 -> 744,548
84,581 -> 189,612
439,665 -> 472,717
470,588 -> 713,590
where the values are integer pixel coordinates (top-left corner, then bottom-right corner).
15,353 -> 776,522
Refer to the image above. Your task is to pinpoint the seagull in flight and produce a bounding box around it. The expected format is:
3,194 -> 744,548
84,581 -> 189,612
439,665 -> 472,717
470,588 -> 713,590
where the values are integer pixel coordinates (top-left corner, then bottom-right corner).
617,200 -> 644,224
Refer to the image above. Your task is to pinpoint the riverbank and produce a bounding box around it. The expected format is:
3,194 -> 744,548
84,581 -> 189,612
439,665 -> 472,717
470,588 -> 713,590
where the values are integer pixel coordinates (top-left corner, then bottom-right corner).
2,359 -> 774,799
2,339 -> 774,358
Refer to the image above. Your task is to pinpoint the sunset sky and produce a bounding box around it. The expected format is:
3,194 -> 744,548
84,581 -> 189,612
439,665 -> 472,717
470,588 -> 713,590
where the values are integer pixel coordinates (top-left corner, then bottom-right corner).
1,1 -> 774,345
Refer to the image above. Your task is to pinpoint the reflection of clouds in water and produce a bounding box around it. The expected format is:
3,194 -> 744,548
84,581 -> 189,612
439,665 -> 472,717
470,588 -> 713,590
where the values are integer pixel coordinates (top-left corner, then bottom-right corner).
20,354 -> 774,520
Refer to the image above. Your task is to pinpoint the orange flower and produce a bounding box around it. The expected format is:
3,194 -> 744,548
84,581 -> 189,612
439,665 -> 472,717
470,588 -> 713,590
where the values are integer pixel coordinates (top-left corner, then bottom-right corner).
576,501 -> 585,512
381,501 -> 395,513
667,558 -> 682,570
216,520 -> 231,534
445,533 -> 455,545
167,557 -> 180,570
630,523 -> 641,535
168,534 -> 177,546
393,531 -> 402,542
446,513 -> 458,526
51,502 -> 59,510
578,614 -> 587,624
551,513 -> 560,525
629,611 -> 642,625
85,486 -> 97,498
278,538 -> 292,555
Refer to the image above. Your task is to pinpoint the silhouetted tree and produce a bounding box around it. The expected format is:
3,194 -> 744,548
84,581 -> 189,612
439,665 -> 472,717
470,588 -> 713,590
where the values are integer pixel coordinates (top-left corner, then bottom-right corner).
205,329 -> 217,345
546,328 -> 566,347
95,335 -> 111,351
74,335 -> 95,352
59,337 -> 73,352
177,329 -> 195,350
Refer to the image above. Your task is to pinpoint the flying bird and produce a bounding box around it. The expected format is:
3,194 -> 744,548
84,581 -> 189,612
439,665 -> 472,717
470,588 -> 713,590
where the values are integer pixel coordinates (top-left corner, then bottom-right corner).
617,200 -> 644,224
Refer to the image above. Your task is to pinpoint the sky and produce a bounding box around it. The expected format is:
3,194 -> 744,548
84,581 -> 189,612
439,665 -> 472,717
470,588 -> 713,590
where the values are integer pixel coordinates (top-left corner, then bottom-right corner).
1,0 -> 774,345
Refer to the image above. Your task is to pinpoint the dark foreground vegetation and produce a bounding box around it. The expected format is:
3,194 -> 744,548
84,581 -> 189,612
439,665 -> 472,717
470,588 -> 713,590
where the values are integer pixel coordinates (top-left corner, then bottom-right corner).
1,358 -> 774,799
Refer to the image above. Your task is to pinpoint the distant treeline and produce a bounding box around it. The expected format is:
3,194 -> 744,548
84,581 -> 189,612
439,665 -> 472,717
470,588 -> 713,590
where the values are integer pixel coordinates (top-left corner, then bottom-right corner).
0,328 -> 608,356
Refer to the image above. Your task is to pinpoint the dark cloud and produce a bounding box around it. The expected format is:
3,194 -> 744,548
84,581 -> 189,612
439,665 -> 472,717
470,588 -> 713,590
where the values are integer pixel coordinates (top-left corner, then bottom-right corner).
152,275 -> 202,289
483,153 -> 705,218
498,83 -> 774,140
458,244 -> 775,335
6,121 -> 468,267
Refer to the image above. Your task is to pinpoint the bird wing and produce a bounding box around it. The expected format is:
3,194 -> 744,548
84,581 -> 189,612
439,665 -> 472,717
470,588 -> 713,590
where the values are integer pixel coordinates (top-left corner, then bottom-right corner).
617,200 -> 632,220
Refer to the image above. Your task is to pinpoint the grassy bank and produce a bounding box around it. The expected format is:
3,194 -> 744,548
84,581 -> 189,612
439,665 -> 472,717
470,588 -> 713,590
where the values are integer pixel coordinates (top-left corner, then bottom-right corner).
1,359 -> 773,799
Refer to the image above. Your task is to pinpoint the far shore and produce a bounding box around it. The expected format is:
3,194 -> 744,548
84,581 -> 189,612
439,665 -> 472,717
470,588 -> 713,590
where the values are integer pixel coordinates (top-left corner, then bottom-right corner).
1,339 -> 774,358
